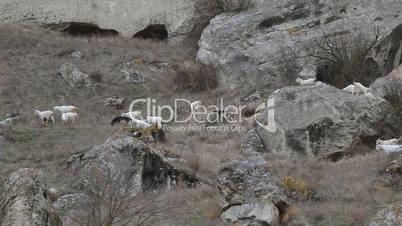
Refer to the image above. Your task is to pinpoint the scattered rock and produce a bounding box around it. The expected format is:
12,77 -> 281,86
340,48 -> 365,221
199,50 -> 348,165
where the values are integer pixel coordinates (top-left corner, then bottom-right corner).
118,62 -> 145,84
70,50 -> 81,60
58,63 -> 93,88
241,129 -> 265,153
255,84 -> 401,160
369,204 -> 402,226
104,96 -> 126,109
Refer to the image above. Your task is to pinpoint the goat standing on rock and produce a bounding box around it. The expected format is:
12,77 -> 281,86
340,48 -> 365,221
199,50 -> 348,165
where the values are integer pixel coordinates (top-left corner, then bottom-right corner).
296,77 -> 316,86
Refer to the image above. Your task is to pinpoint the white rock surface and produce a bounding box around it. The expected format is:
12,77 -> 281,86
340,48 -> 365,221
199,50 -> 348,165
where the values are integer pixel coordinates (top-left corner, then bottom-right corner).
0,0 -> 194,38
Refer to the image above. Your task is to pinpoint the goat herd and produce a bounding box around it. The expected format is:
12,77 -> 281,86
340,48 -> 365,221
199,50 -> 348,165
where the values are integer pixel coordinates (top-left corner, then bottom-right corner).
295,77 -> 402,154
1,77 -> 401,153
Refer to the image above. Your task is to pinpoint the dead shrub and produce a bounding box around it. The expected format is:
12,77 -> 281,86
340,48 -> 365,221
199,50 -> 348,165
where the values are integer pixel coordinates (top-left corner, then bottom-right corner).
186,158 -> 201,175
173,62 -> 217,92
89,71 -> 103,83
281,176 -> 315,200
68,164 -> 172,226
302,27 -> 384,88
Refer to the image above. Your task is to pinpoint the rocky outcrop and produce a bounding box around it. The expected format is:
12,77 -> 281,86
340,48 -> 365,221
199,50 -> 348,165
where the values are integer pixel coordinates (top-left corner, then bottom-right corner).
58,63 -> 94,88
369,204 -> 402,226
255,83 -> 401,160
1,168 -> 48,226
370,66 -> 402,113
67,134 -> 198,192
197,0 -> 402,91
0,0 -> 194,38
218,155 -> 290,225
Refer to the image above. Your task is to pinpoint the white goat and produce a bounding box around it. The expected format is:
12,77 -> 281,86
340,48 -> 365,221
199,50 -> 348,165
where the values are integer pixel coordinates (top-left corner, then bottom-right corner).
146,116 -> 162,129
343,84 -> 356,95
376,144 -> 402,154
0,115 -> 20,127
132,119 -> 151,129
61,112 -> 78,124
34,110 -> 55,124
121,111 -> 142,120
295,77 -> 316,86
353,82 -> 369,95
376,138 -> 400,145
54,106 -> 78,114
190,101 -> 202,112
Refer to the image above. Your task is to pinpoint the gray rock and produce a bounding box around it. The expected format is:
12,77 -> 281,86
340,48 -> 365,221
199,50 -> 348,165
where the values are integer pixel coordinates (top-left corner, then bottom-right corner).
58,63 -> 93,88
241,129 -> 265,153
197,0 -> 402,92
255,83 -> 401,160
217,154 -> 289,224
70,51 -> 81,60
370,68 -> 402,113
368,204 -> 402,226
104,96 -> 126,109
118,62 -> 145,84
66,135 -> 198,193
0,0 -> 194,38
221,201 -> 279,226
1,168 -> 49,226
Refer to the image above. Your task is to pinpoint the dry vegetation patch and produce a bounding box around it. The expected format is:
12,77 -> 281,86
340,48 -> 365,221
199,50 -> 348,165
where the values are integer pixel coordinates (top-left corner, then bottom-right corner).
270,153 -> 402,225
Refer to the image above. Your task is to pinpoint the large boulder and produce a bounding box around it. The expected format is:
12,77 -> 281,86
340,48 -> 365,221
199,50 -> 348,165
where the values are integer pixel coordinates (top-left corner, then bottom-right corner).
197,0 -> 402,92
67,134 -> 198,193
0,0 -> 194,38
370,66 -> 402,121
255,83 -> 401,160
217,154 -> 289,225
368,204 -> 402,226
1,168 -> 49,226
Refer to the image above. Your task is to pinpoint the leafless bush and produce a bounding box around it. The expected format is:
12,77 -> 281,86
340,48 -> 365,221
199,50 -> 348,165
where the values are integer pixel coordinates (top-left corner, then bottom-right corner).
89,71 -> 103,83
68,165 -> 171,226
302,27 -> 384,88
173,62 -> 217,92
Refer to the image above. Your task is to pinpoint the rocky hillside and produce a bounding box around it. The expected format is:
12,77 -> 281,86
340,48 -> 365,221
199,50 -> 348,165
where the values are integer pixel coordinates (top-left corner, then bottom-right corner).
0,0 -> 402,225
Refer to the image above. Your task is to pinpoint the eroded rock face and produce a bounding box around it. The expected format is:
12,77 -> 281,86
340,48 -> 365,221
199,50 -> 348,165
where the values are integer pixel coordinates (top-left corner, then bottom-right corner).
255,83 -> 401,160
197,0 -> 402,92
1,168 -> 48,226
217,155 -> 289,225
67,135 -> 198,193
369,204 -> 402,226
0,0 -> 194,38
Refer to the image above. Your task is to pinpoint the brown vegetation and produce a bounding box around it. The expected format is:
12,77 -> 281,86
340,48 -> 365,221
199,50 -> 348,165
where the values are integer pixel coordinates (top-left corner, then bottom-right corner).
270,152 -> 402,225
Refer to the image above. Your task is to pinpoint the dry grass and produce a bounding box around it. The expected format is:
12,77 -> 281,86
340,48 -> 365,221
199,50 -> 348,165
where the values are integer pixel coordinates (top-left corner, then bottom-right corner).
0,24 -> 242,225
270,152 -> 402,225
